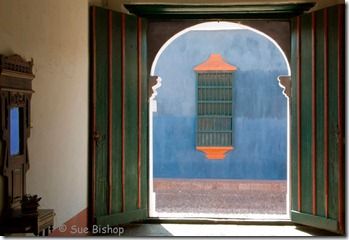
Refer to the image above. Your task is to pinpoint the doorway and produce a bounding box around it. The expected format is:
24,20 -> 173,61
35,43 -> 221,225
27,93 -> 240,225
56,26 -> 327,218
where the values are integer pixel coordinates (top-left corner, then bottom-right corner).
89,4 -> 345,234
148,21 -> 291,219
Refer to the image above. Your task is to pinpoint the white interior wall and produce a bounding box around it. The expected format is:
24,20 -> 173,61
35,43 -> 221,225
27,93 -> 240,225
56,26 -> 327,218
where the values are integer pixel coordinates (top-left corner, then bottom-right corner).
0,0 -> 104,227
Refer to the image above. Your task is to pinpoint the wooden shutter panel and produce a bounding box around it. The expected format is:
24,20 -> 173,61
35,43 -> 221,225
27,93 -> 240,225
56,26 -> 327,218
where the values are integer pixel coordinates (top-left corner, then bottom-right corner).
290,4 -> 345,234
90,6 -> 148,226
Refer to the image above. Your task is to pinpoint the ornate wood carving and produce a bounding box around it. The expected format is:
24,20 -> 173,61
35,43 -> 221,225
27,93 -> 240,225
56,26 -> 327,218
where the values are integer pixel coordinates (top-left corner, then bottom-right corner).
0,54 -> 33,75
9,92 -> 27,106
0,54 -> 34,217
0,55 -> 34,92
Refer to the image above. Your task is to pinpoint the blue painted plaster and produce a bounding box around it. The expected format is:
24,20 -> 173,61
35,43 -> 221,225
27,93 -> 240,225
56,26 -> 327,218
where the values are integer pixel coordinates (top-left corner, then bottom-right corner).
153,29 -> 288,180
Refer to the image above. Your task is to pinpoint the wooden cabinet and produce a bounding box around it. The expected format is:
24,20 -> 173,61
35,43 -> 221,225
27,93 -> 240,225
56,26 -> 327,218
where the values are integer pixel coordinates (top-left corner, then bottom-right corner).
0,54 -> 33,218
0,54 -> 55,236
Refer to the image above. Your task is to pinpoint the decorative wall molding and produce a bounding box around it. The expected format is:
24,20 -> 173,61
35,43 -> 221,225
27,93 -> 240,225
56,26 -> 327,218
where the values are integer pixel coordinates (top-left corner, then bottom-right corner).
149,76 -> 162,113
278,75 -> 291,98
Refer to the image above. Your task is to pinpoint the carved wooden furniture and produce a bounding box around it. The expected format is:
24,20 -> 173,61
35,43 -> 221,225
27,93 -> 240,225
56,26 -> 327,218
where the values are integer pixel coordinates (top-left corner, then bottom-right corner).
0,54 -> 55,236
0,54 -> 33,214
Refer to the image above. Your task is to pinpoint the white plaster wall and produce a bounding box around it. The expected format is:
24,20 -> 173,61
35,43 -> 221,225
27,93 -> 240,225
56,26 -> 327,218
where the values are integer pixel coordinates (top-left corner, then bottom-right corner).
0,0 -> 101,227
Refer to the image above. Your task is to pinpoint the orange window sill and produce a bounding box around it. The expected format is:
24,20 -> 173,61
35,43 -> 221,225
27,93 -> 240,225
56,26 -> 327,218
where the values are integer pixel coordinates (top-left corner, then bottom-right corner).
196,146 -> 234,160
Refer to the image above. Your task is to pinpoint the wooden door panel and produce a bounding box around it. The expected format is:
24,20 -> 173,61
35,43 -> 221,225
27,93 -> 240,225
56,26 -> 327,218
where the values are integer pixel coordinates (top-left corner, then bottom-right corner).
90,6 -> 148,226
290,4 -> 345,234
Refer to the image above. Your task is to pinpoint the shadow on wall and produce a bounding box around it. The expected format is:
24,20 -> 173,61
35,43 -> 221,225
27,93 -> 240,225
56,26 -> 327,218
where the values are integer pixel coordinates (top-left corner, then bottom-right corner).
152,26 -> 289,180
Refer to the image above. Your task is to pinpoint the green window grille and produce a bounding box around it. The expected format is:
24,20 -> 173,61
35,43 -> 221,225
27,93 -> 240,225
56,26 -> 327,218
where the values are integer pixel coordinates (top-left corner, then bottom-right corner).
196,72 -> 233,146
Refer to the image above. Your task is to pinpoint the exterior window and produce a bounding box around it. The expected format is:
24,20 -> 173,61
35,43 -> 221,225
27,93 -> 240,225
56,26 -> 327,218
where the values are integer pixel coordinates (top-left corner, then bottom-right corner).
194,54 -> 236,159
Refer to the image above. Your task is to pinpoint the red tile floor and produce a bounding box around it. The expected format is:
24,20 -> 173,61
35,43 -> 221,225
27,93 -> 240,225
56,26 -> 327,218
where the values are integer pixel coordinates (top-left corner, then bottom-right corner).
154,179 -> 288,219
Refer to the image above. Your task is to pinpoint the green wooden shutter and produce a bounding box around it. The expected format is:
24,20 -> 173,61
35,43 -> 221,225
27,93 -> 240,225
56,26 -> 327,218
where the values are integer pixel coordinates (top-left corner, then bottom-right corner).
290,4 -> 345,234
90,6 -> 148,226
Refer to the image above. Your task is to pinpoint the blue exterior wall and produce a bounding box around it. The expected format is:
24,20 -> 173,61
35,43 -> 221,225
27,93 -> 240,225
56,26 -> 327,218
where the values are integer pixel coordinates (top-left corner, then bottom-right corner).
153,29 -> 288,180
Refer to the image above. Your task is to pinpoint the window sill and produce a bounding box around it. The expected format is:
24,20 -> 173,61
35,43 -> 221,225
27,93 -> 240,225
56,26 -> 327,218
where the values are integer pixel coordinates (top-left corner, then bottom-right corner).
196,146 -> 233,159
